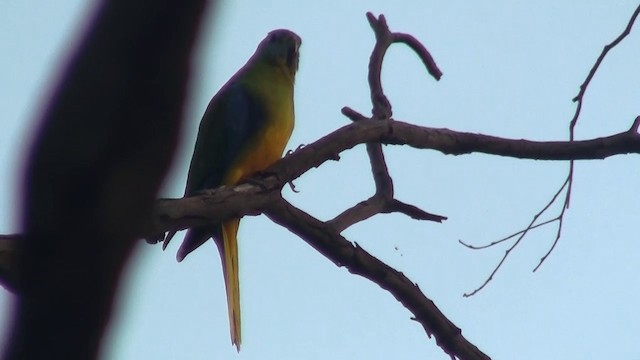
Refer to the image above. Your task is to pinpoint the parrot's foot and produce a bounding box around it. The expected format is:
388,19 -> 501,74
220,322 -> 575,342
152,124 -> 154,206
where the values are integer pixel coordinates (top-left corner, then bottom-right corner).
286,143 -> 305,156
144,232 -> 166,245
245,145 -> 305,191
246,171 -> 299,193
246,173 -> 273,190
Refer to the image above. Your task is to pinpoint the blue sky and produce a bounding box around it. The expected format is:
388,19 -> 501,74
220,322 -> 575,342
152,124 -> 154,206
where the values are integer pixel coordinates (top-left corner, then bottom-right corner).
1,1 -> 640,359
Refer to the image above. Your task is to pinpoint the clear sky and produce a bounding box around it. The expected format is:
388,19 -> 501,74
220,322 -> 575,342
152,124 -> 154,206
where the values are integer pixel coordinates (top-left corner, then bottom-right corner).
1,1 -> 639,359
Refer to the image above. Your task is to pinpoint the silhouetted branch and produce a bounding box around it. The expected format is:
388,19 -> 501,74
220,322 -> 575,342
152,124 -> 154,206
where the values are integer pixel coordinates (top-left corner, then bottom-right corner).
387,199 -> 447,222
459,218 -> 558,250
145,177 -> 284,241
1,117 -> 638,289
394,33 -> 443,80
264,198 -> 490,360
335,13 -> 445,239
142,113 -> 640,237
365,12 -> 442,120
570,3 -> 640,130
328,195 -> 446,233
566,3 -> 640,207
3,108 -> 634,285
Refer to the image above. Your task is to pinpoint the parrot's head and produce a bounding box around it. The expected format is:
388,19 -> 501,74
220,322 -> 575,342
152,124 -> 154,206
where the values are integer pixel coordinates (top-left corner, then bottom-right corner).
257,29 -> 301,79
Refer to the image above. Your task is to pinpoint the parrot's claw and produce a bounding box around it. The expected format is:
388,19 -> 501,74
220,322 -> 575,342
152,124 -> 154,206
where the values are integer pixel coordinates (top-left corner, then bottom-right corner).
286,143 -> 305,156
287,180 -> 300,193
162,230 -> 177,250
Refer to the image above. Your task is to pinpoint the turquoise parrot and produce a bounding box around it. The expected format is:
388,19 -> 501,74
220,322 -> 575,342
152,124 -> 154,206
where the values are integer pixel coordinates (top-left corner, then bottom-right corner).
164,29 -> 301,350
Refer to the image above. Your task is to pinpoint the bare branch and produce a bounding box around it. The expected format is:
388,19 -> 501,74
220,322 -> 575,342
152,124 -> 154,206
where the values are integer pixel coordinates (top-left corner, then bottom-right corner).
367,142 -> 394,197
328,195 -> 446,233
566,4 -> 640,213
385,199 -> 446,222
366,13 -> 394,120
264,198 -> 491,360
365,12 -> 442,121
141,118 -> 639,242
327,14 -> 446,238
571,4 -> 640,110
363,13 -> 396,204
328,196 -> 385,232
0,118 -> 612,261
393,33 -> 442,80
269,121 -> 640,187
341,106 -> 368,122
145,180 -> 282,240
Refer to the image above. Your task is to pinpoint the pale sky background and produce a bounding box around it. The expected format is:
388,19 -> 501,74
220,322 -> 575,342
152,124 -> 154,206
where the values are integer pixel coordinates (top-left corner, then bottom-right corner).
1,1 -> 639,359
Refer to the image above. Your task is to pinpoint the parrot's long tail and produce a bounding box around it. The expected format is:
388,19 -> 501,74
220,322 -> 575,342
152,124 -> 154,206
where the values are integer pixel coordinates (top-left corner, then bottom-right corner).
220,217 -> 241,351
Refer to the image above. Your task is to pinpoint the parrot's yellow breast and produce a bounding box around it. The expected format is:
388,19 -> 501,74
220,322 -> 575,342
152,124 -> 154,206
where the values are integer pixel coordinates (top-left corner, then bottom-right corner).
223,74 -> 294,186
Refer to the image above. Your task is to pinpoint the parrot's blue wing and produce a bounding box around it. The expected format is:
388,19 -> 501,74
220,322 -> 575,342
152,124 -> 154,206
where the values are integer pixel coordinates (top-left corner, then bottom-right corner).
176,80 -> 267,259
185,81 -> 267,196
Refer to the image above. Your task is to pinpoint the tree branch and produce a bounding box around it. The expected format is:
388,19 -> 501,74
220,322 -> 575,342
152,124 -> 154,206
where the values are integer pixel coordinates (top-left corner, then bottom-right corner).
264,198 -> 490,360
0,118 -> 636,291
270,120 -> 640,187
335,13 -> 446,240
146,117 -> 640,238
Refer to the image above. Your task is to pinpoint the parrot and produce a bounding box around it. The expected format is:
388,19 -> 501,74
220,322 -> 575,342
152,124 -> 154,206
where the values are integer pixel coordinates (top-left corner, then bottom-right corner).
163,29 -> 301,351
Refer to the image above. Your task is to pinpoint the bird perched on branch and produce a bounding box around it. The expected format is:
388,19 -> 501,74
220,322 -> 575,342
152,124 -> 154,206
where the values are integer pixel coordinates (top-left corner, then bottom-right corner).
164,29 -> 301,351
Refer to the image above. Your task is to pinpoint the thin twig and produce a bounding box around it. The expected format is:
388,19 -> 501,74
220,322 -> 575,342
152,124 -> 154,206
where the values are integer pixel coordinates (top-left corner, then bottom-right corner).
533,190 -> 570,272
459,217 -> 558,250
464,177 -> 570,297
567,4 -> 640,205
